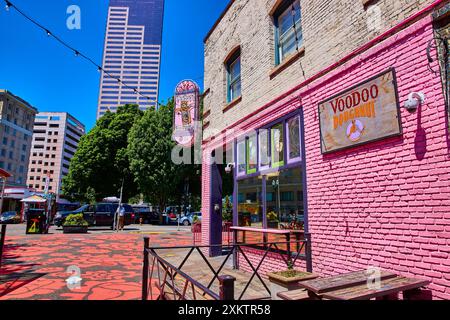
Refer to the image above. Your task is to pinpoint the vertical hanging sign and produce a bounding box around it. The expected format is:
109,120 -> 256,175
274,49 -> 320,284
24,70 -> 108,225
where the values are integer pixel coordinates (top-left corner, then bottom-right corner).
173,80 -> 200,147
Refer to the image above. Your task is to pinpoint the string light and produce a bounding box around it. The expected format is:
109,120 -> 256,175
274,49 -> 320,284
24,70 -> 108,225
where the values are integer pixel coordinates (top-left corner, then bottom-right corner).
3,0 -> 163,107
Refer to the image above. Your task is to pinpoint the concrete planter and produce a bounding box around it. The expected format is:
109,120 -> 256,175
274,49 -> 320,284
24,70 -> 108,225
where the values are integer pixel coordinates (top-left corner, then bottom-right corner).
267,271 -> 318,300
63,226 -> 88,234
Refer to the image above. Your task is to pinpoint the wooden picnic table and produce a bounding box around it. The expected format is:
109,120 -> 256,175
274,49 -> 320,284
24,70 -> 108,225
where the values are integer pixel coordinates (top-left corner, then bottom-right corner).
322,276 -> 431,300
300,269 -> 398,295
277,270 -> 431,300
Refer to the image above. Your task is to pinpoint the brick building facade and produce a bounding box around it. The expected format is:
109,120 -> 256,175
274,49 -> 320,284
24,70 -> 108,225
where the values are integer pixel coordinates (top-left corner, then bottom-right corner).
201,0 -> 450,299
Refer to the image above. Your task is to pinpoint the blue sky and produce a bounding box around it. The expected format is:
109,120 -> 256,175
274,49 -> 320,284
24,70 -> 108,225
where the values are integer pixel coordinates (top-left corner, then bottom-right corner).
0,0 -> 229,130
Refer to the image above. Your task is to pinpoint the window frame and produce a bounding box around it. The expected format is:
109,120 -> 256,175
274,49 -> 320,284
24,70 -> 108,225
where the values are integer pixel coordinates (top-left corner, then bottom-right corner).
226,49 -> 242,103
274,0 -> 303,66
234,110 -> 306,232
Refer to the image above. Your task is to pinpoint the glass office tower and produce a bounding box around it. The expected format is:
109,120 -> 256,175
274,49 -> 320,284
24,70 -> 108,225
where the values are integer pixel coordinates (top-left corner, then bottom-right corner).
97,0 -> 164,119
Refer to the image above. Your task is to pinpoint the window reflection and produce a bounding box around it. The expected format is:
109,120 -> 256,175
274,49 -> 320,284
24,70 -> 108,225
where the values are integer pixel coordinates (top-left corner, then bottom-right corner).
265,167 -> 304,230
237,140 -> 246,175
237,177 -> 263,229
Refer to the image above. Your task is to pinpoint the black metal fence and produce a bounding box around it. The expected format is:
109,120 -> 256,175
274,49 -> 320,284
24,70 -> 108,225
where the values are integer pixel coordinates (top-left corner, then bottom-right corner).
0,224 -> 6,269
142,235 -> 311,300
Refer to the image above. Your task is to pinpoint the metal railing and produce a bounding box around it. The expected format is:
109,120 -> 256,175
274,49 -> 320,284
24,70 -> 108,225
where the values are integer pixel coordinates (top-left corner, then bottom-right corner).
0,224 -> 6,269
142,234 -> 311,300
192,222 -> 234,246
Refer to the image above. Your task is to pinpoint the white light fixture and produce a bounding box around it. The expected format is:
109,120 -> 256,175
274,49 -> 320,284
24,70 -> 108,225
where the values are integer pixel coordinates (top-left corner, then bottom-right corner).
404,92 -> 426,112
225,163 -> 235,174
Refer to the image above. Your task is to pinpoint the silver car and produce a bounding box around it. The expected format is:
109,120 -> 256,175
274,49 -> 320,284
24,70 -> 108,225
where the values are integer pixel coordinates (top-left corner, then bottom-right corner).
178,212 -> 202,226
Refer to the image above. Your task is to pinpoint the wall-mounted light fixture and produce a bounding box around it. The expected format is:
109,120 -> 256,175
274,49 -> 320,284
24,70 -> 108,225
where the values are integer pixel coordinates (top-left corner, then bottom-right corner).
404,92 -> 426,113
224,163 -> 235,174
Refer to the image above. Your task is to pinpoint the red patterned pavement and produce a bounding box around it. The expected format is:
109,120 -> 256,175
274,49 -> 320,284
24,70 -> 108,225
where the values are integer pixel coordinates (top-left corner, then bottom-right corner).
0,228 -> 193,300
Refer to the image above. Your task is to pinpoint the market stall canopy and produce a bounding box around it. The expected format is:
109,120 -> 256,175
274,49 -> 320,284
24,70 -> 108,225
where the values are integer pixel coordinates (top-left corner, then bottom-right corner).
21,195 -> 47,203
0,168 -> 12,179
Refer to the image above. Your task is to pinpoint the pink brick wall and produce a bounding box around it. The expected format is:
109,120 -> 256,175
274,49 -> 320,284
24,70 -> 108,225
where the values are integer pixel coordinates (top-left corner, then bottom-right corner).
201,151 -> 211,248
202,15 -> 450,299
236,247 -> 307,277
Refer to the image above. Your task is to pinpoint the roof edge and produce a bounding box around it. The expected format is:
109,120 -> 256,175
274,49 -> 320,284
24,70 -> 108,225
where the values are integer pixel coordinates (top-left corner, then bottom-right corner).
204,0 -> 236,43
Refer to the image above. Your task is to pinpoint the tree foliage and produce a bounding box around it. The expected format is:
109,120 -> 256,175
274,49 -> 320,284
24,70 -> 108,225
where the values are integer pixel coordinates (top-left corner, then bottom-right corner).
128,99 -> 200,210
62,105 -> 143,202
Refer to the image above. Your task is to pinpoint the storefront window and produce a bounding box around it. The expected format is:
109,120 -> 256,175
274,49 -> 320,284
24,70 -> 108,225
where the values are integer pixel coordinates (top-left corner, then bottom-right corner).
259,129 -> 270,170
271,123 -> 284,168
237,177 -> 263,229
246,134 -> 257,174
237,140 -> 246,176
265,167 -> 304,230
234,111 -> 305,233
287,116 -> 302,163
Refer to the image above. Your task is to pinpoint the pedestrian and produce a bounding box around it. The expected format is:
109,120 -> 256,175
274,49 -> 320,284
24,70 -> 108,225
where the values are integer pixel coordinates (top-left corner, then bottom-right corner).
118,205 -> 125,231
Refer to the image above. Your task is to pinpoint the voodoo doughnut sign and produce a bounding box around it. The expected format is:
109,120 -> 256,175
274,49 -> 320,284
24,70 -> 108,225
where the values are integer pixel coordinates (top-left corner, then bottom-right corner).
173,80 -> 200,147
318,68 -> 402,154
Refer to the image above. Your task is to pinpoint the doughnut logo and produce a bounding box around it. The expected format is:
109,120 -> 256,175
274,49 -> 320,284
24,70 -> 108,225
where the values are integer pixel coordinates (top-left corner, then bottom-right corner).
346,120 -> 365,142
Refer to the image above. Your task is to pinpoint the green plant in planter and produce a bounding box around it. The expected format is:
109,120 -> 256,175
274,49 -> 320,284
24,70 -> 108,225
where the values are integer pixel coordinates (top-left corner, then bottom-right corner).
192,215 -> 200,225
267,211 -> 279,222
222,196 -> 233,223
63,214 -> 89,227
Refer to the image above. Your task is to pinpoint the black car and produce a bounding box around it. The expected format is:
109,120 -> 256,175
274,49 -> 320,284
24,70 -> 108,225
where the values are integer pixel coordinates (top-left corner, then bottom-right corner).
131,205 -> 160,224
53,203 -> 135,228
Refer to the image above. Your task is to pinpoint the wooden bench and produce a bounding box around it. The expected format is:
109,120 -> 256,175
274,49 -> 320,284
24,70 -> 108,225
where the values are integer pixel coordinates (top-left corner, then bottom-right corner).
300,269 -> 398,295
322,276 -> 431,300
277,289 -> 314,300
277,270 -> 431,301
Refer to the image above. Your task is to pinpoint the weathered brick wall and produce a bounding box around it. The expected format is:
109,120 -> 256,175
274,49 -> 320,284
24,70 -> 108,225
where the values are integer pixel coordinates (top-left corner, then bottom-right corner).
203,0 -> 435,140
202,11 -> 450,299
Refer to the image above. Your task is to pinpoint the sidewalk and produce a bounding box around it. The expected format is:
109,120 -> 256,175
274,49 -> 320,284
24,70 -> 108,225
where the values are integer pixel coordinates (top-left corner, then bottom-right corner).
0,224 -> 192,300
0,224 -> 267,300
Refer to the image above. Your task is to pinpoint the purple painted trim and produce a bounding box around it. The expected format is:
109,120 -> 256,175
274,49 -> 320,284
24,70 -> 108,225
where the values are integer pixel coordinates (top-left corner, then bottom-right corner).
262,175 -> 267,229
235,109 -> 302,180
286,115 -> 303,164
299,110 -> 309,234
233,138 -> 239,227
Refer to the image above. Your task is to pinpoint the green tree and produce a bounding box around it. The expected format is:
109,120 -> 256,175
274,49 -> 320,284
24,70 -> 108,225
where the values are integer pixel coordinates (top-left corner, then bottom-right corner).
62,105 -> 143,202
128,99 -> 200,211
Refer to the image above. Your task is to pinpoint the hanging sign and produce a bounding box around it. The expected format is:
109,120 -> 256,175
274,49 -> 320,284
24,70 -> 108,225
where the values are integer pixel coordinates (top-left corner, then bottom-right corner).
319,68 -> 402,154
173,80 -> 200,147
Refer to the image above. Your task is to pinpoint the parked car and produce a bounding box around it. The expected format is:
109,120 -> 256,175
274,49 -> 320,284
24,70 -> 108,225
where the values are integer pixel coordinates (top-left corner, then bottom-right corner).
0,211 -> 21,224
178,212 -> 202,226
131,205 -> 160,224
53,203 -> 135,228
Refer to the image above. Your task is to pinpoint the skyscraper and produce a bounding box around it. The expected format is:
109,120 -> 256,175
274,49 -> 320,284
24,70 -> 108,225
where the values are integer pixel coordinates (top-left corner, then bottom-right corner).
97,0 -> 164,119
